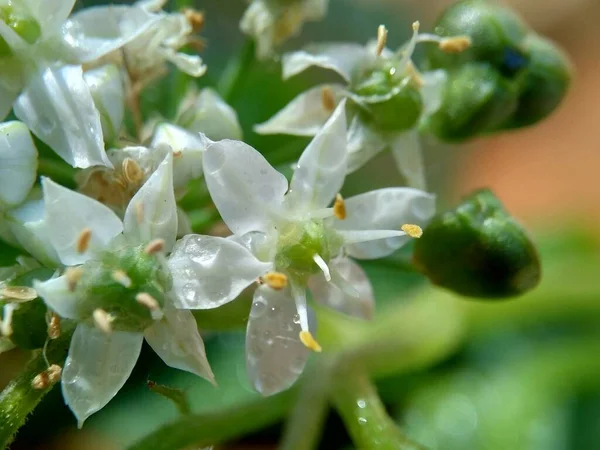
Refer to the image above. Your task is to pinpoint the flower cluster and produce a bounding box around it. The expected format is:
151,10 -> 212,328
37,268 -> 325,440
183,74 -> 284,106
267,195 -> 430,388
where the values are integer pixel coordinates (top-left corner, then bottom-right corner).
0,0 -> 569,431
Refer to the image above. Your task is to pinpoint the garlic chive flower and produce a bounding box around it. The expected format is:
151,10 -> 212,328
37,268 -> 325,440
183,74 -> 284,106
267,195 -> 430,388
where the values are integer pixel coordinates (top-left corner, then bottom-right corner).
0,121 -> 37,210
256,23 -> 449,189
240,0 -> 329,60
168,101 -> 436,395
17,152 -> 214,426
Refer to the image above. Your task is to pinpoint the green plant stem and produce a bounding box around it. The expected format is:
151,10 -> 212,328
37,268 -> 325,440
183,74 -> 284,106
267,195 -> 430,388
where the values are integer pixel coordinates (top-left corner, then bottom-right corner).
37,158 -> 76,188
332,366 -> 425,450
217,40 -> 256,103
127,390 -> 294,450
0,325 -> 74,448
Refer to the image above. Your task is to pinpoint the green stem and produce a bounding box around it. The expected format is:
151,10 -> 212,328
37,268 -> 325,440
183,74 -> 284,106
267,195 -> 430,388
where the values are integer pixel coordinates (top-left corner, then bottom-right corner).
37,159 -> 76,188
0,326 -> 74,448
332,366 -> 425,450
127,390 -> 294,450
188,207 -> 221,234
217,40 -> 256,103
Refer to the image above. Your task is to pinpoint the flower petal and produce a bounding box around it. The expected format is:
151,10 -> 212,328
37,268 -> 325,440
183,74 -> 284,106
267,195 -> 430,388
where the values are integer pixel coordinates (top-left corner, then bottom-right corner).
346,115 -> 387,173
62,324 -> 143,428
203,140 -> 288,235
282,44 -> 369,82
246,285 -> 310,396
254,84 -> 345,137
41,178 -> 123,266
421,70 -> 447,117
144,304 -> 215,384
390,130 -> 426,190
23,0 -> 75,35
168,234 -> 272,310
123,151 -> 177,250
84,64 -> 124,144
13,65 -> 111,169
308,258 -> 374,320
0,121 -> 38,208
34,275 -> 80,320
335,188 -> 436,259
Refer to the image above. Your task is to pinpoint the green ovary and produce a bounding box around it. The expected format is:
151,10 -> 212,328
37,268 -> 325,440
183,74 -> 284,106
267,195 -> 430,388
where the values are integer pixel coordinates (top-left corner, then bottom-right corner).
0,3 -> 41,45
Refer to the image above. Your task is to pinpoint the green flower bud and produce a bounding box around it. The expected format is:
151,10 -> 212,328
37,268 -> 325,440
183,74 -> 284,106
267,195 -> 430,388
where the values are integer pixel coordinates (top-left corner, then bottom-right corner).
413,189 -> 541,299
0,268 -> 54,349
502,34 -> 572,129
427,0 -> 530,77
421,63 -> 518,142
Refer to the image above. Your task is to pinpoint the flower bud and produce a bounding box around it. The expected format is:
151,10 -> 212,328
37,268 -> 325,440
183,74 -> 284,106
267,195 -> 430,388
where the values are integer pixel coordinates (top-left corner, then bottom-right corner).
84,65 -> 125,144
413,189 -> 541,299
502,34 -> 572,129
421,63 -> 518,142
427,0 -> 529,77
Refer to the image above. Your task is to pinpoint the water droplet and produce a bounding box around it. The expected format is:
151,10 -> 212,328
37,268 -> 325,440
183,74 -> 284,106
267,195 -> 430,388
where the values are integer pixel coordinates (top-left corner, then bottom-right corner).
250,299 -> 267,317
357,399 -> 366,409
358,417 -> 367,425
292,314 -> 300,324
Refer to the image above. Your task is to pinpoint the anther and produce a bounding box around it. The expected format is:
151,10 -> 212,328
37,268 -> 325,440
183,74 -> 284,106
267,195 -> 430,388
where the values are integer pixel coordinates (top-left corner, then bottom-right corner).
412,21 -> 420,33
48,313 -> 61,340
439,36 -> 472,53
0,286 -> 38,301
136,292 -> 163,320
76,228 -> 92,254
144,238 -> 165,255
321,86 -> 336,112
299,331 -> 322,353
93,309 -> 113,334
122,157 -> 144,185
401,224 -> 423,238
112,270 -> 132,288
375,24 -> 388,56
32,364 -> 62,390
333,193 -> 346,220
183,8 -> 205,33
135,202 -> 145,224
65,267 -> 84,292
262,272 -> 288,290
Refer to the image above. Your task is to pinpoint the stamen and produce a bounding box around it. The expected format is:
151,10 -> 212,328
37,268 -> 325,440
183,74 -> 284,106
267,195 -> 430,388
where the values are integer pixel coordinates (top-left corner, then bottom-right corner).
144,239 -> 165,255
0,286 -> 37,301
375,24 -> 388,56
122,157 -> 144,185
412,20 -> 420,33
333,193 -> 346,220
65,267 -> 84,292
183,8 -> 205,33
401,224 -> 423,238
321,86 -> 336,112
136,293 -> 163,320
313,254 -> 331,282
32,364 -> 62,390
406,61 -> 425,88
112,270 -> 132,288
48,313 -> 61,340
135,202 -> 145,224
299,331 -> 322,353
93,309 -> 113,334
76,228 -> 92,254
262,272 -> 288,290
439,36 -> 472,53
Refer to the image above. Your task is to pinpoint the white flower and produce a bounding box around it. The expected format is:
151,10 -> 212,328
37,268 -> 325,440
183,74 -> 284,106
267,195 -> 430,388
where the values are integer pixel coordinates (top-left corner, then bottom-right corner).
168,101 -> 436,395
16,152 -> 214,427
255,23 -> 448,189
240,0 -> 328,60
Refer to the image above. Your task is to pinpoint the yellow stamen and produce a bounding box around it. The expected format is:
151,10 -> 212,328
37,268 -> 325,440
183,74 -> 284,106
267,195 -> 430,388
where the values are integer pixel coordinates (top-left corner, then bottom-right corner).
48,313 -> 61,340
65,267 -> 84,292
333,193 -> 346,220
412,20 -> 420,33
112,270 -> 132,288
262,272 -> 288,290
321,86 -> 336,112
135,202 -> 145,224
93,309 -> 113,334
375,24 -> 388,56
299,331 -> 322,352
122,157 -> 144,185
401,224 -> 423,238
76,228 -> 92,254
439,36 -> 472,54
0,286 -> 37,301
183,8 -> 205,33
144,238 -> 166,255
32,364 -> 62,390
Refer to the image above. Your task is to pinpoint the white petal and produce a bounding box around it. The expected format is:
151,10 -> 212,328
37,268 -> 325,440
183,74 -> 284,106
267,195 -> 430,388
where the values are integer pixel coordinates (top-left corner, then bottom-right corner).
421,70 -> 447,117
13,65 -> 111,169
150,123 -> 207,189
246,285 -> 310,396
61,5 -> 159,63
308,258 -> 374,319
161,48 -> 206,77
335,188 -> 436,259
123,152 -> 177,250
390,130 -> 426,190
144,305 -> 215,384
168,234 -> 272,310
286,100 -> 347,210
34,275 -> 81,319
282,44 -> 370,82
254,84 -> 345,136
62,324 -> 143,428
0,121 -> 38,208
0,82 -> 19,121
203,140 -> 287,235
23,0 -> 75,35
176,207 -> 192,238
84,64 -> 125,144
346,115 -> 387,174
41,178 -> 123,266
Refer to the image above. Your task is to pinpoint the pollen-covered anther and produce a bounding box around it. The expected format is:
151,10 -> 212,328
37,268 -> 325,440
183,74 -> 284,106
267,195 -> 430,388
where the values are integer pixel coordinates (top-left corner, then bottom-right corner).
412,20 -> 420,33
262,272 -> 288,290
112,270 -> 132,288
183,8 -> 205,33
32,364 -> 62,390
76,228 -> 92,254
65,267 -> 84,292
321,86 -> 336,112
299,331 -> 322,353
0,286 -> 38,301
122,157 -> 144,185
439,36 -> 472,53
375,24 -> 388,56
401,224 -> 423,238
93,309 -> 113,334
333,193 -> 346,220
144,238 -> 166,255
48,313 -> 61,340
